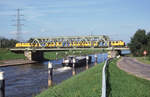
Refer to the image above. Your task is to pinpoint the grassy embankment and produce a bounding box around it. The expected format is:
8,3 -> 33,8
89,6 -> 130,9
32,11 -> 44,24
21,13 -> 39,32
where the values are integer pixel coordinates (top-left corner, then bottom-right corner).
0,48 -> 25,60
124,54 -> 150,64
107,59 -> 150,97
135,56 -> 150,64
36,62 -> 104,97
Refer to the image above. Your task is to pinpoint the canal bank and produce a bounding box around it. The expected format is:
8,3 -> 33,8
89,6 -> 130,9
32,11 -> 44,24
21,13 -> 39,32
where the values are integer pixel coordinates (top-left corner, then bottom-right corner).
0,59 -> 37,67
36,62 -> 104,97
107,59 -> 150,97
0,53 -> 107,97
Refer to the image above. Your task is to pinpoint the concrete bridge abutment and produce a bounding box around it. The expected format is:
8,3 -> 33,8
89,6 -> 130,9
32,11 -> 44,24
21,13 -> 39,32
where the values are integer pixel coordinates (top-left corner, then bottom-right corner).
24,51 -> 44,61
108,50 -> 122,58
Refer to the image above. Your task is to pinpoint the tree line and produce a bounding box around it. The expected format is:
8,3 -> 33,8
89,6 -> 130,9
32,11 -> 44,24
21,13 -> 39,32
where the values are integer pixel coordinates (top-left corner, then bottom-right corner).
128,29 -> 150,56
0,37 -> 19,48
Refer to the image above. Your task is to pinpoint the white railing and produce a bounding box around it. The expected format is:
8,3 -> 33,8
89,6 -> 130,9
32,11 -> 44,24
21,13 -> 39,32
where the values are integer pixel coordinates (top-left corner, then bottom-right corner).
101,58 -> 109,97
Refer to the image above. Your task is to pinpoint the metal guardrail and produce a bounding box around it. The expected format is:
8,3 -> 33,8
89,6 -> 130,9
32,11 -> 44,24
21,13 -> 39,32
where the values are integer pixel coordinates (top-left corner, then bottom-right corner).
101,58 -> 109,97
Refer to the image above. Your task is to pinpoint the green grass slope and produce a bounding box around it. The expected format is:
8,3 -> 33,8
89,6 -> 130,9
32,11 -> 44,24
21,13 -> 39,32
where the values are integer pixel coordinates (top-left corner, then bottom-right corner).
107,59 -> 150,97
36,63 -> 104,97
0,48 -> 25,60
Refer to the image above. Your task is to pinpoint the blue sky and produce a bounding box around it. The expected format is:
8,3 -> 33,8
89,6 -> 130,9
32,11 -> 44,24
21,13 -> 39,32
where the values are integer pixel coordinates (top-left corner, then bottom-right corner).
0,0 -> 150,43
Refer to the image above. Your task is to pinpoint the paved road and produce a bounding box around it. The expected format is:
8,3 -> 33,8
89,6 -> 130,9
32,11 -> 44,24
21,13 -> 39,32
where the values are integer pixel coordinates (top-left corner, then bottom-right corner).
117,57 -> 150,80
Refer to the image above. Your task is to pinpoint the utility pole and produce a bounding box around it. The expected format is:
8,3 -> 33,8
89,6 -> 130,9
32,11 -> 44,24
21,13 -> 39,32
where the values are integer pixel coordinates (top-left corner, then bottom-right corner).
13,8 -> 24,41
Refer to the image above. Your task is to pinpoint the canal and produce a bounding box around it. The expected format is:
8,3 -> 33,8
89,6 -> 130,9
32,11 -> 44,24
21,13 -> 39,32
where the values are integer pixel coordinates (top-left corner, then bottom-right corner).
0,53 -> 108,97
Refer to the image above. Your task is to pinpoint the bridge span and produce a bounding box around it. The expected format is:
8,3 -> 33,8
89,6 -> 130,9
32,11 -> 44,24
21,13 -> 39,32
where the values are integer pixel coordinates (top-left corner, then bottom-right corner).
10,35 -> 129,61
10,47 -> 129,61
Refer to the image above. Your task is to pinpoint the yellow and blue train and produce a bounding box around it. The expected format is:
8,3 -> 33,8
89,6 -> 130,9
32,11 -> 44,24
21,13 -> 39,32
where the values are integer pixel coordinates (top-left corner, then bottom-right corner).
15,40 -> 125,48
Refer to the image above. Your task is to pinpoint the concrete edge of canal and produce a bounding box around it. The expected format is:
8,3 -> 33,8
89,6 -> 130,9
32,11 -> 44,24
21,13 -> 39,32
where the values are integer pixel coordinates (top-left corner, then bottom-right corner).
0,59 -> 38,67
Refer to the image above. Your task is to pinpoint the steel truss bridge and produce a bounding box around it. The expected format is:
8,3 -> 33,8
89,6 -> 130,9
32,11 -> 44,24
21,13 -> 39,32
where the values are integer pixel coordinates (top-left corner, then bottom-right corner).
10,35 -> 129,61
30,35 -> 110,47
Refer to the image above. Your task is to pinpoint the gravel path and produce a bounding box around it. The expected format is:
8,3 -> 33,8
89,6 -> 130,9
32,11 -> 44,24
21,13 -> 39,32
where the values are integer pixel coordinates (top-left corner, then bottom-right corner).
117,57 -> 150,80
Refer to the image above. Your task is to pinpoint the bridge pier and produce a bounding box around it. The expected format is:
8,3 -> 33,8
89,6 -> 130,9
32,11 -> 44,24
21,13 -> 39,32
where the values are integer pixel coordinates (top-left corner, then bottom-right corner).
24,51 -> 44,61
108,50 -> 122,58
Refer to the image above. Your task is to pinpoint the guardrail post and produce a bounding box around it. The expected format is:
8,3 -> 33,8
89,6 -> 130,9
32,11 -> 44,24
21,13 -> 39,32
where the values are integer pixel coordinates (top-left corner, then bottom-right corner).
48,61 -> 53,87
86,56 -> 89,70
0,71 -> 5,97
94,54 -> 98,65
72,58 -> 76,76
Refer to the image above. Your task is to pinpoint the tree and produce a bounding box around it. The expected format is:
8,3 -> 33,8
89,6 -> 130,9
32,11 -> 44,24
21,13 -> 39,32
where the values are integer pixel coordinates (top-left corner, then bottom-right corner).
128,29 -> 147,56
0,37 -> 19,48
146,32 -> 150,55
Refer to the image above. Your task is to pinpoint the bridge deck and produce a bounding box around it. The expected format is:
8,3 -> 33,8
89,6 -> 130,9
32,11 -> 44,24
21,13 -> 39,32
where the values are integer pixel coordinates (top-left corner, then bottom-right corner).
10,47 -> 129,52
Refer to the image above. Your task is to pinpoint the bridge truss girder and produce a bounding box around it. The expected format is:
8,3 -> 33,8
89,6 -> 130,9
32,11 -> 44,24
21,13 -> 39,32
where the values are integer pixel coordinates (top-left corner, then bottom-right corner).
31,35 -> 110,47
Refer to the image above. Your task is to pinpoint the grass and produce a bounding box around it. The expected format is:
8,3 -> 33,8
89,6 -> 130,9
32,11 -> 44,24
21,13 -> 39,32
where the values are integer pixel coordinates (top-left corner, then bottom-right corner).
135,56 -> 150,64
124,54 -> 150,65
0,48 -> 25,60
44,50 -> 104,60
36,63 -> 104,97
107,59 -> 150,97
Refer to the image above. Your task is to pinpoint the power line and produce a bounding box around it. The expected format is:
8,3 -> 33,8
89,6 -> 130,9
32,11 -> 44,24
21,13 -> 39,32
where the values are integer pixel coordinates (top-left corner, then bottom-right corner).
13,8 -> 24,41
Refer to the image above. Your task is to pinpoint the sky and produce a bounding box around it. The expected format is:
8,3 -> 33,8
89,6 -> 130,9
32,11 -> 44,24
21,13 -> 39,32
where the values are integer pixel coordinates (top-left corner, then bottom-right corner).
0,0 -> 150,43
